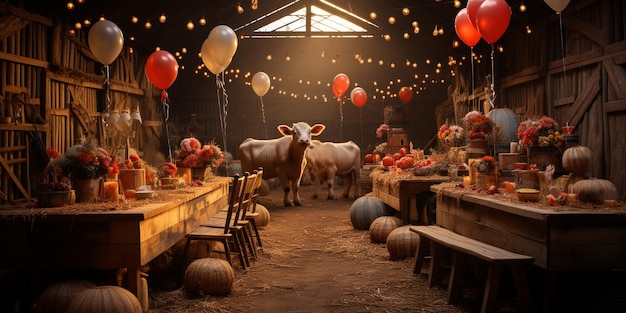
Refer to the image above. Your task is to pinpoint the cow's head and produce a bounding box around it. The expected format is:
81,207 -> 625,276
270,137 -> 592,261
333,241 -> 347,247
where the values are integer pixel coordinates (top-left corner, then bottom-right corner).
278,122 -> 325,146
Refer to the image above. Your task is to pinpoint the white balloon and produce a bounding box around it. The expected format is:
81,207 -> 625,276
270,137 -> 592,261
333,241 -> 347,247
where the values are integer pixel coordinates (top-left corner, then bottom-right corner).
350,87 -> 364,102
251,72 -> 271,97
88,20 -> 124,65
201,39 -> 226,75
207,25 -> 238,67
544,0 -> 570,12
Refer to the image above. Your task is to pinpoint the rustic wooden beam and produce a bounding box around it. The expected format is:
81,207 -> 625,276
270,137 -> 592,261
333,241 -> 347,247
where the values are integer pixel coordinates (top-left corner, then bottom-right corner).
0,15 -> 29,41
562,16 -> 609,46
605,100 -> 626,113
47,71 -> 144,95
0,51 -> 48,68
0,3 -> 52,26
565,65 -> 601,126
603,57 -> 626,99
554,96 -> 576,107
500,66 -> 544,88
0,154 -> 30,200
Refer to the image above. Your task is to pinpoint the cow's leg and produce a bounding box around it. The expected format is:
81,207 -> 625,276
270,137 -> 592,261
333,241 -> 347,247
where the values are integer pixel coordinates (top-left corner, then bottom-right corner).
283,186 -> 292,207
339,173 -> 353,199
292,180 -> 302,206
326,172 -> 336,200
312,174 -> 320,199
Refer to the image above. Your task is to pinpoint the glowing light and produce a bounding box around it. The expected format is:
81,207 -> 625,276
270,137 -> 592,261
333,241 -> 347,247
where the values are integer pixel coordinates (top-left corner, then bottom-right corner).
388,16 -> 396,25
145,21 -> 152,29
402,8 -> 410,16
187,21 -> 194,30
159,13 -> 166,23
370,12 -> 377,19
66,2 -> 74,10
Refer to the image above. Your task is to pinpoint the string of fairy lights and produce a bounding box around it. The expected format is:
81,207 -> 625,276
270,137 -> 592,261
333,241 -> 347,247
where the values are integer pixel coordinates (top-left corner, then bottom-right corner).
65,0 -> 537,102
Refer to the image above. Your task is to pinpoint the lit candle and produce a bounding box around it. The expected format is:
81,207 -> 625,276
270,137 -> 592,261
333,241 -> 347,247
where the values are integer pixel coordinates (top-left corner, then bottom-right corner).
463,176 -> 471,185
103,181 -> 119,201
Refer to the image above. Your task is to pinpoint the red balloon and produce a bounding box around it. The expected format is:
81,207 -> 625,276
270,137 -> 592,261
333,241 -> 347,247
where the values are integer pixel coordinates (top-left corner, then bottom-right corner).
455,8 -> 482,47
145,50 -> 179,90
476,0 -> 511,44
332,73 -> 350,97
399,87 -> 413,103
352,90 -> 367,108
467,0 -> 486,28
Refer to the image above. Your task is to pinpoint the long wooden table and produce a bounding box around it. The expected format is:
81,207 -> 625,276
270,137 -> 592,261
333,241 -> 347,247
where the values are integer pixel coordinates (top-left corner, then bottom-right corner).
0,177 -> 229,297
372,171 -> 451,224
431,183 -> 626,271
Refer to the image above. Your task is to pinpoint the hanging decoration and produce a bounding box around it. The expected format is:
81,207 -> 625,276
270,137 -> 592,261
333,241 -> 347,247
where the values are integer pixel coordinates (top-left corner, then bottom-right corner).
145,50 -> 179,162
455,7 -> 481,111
350,87 -> 367,148
455,8 -> 481,47
544,0 -> 570,13
251,71 -> 271,138
332,73 -> 350,141
202,25 -> 239,155
398,86 -> 413,103
88,19 -> 123,152
475,0 -> 511,45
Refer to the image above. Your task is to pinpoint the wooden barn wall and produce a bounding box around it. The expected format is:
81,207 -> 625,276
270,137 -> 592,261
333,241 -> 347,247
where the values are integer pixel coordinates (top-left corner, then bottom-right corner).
494,0 -> 626,200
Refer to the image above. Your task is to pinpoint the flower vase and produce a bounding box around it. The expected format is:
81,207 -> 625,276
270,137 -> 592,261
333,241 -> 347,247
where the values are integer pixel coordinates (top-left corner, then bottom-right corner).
527,146 -> 561,171
467,138 -> 487,158
477,171 -> 498,190
177,167 -> 192,184
72,177 -> 102,203
37,190 -> 76,207
191,167 -> 206,181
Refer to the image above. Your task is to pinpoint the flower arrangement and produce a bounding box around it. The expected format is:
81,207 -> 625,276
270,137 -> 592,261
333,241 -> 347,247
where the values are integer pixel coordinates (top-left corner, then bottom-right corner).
464,111 -> 494,140
158,162 -> 178,178
517,116 -> 564,147
46,142 -> 113,179
476,155 -> 497,173
437,123 -> 465,147
176,137 -> 224,168
118,154 -> 158,185
376,123 -> 390,138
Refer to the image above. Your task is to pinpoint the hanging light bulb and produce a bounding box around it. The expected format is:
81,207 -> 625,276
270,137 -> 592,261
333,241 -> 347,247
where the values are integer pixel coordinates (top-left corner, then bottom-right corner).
131,16 -> 139,24
384,34 -> 391,41
119,109 -> 131,125
83,19 -> 91,26
432,26 -> 438,36
66,2 -> 74,10
369,12 -> 377,19
159,13 -> 166,23
131,107 -> 142,124
145,20 -> 152,29
266,54 -> 272,61
199,16 -> 207,25
237,4 -> 244,14
108,110 -> 120,125
520,2 -> 527,12
388,16 -> 396,25
74,22 -> 82,29
454,0 -> 462,8
438,27 -> 444,35
403,32 -> 409,39
187,20 -> 194,30
402,7 -> 410,16
413,26 -> 420,34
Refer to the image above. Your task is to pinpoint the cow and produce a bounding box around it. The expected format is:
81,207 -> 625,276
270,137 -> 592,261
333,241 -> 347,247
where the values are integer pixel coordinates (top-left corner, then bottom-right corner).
239,122 -> 325,207
305,140 -> 361,200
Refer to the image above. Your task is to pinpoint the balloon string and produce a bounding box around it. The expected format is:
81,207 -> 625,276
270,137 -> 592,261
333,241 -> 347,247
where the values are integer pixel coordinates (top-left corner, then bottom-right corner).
162,97 -> 172,162
339,97 -> 344,141
470,46 -> 476,112
216,72 -> 228,154
260,96 -> 268,139
359,107 -> 364,149
102,65 -> 111,149
489,44 -> 496,109
559,13 -> 568,81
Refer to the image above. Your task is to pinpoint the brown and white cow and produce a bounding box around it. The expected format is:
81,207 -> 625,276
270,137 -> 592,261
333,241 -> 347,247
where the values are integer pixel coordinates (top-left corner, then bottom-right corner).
239,122 -> 325,207
305,140 -> 361,200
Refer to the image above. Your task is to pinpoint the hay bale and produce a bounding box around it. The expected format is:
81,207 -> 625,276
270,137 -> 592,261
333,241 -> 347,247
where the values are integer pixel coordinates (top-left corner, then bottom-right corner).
386,226 -> 420,260
369,216 -> 402,243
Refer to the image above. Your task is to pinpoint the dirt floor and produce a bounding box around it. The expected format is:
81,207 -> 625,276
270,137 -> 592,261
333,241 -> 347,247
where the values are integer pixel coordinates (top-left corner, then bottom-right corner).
146,183 -> 471,313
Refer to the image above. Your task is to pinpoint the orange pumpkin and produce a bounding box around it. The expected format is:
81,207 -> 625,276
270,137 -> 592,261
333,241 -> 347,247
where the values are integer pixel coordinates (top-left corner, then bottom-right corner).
66,286 -> 142,313
184,258 -> 235,297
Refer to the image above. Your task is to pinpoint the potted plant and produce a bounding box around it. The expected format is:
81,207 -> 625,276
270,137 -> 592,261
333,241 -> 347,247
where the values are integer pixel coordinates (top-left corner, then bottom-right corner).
176,137 -> 224,181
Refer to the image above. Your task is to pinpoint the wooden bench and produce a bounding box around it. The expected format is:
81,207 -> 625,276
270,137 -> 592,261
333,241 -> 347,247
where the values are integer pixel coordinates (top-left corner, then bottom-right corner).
410,225 -> 535,313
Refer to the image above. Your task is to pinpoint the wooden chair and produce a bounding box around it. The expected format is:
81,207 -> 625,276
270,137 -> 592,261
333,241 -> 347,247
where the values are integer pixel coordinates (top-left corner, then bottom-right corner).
181,173 -> 249,273
202,171 -> 257,265
210,168 -> 264,258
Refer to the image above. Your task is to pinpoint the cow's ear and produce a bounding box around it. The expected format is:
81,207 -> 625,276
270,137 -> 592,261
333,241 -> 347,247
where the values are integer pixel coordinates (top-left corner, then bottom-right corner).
277,125 -> 292,136
310,124 -> 326,136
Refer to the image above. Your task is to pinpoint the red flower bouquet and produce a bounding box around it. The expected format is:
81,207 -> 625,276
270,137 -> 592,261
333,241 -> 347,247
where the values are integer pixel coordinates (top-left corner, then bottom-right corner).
176,137 -> 224,168
517,116 -> 564,147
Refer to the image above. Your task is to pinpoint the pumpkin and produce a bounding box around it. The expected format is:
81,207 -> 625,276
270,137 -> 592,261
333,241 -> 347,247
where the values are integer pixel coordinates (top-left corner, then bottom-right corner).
386,225 -> 420,260
369,215 -> 402,243
66,285 -> 142,313
184,258 -> 235,297
572,178 -> 619,205
349,196 -> 394,230
36,279 -> 96,313
562,145 -> 592,177
254,203 -> 270,227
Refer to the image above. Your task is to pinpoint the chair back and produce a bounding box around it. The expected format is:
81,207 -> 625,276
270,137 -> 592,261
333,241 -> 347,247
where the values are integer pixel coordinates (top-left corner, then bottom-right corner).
235,171 -> 257,222
249,167 -> 264,214
223,173 -> 248,234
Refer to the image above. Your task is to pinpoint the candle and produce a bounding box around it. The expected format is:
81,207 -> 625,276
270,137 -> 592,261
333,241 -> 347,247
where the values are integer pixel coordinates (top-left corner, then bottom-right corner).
463,176 -> 471,185
510,142 -> 519,153
103,181 -> 119,201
